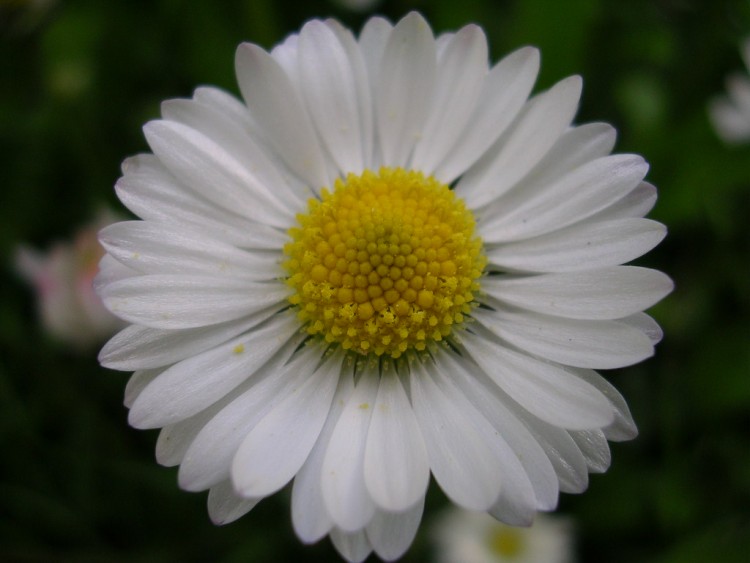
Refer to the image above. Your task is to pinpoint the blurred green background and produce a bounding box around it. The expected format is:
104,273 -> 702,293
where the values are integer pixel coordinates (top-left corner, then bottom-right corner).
1,0 -> 749,561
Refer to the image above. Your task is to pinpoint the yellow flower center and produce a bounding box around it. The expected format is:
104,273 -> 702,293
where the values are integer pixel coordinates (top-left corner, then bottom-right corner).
488,526 -> 525,558
283,167 -> 486,358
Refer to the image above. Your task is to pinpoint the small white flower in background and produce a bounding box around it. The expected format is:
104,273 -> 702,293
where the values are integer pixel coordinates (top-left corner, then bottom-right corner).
96,12 -> 672,562
16,211 -> 123,349
432,509 -> 574,563
709,37 -> 750,143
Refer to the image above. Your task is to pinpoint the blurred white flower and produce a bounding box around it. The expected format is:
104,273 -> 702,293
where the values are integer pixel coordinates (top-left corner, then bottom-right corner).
16,211 -> 123,349
432,509 -> 574,563
709,37 -> 750,143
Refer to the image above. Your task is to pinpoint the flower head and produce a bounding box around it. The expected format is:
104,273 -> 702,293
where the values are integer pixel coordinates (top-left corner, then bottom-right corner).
16,210 -> 123,349
709,37 -> 750,143
97,12 -> 672,562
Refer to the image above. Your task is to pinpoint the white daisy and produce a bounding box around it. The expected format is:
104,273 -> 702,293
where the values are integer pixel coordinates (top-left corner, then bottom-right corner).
432,508 -> 574,563
709,37 -> 750,143
96,12 -> 672,562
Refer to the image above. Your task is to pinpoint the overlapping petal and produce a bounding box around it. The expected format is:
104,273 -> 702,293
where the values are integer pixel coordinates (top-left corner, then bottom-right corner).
363,370 -> 430,512
100,274 -> 288,330
486,217 -> 666,273
298,20 -> 370,175
457,76 -> 582,209
235,42 -> 331,191
115,155 -> 286,250
410,359 -> 504,511
128,313 -> 299,428
375,12 -> 437,168
482,266 -> 674,320
474,306 -> 655,369
321,370 -> 379,532
232,352 -> 341,497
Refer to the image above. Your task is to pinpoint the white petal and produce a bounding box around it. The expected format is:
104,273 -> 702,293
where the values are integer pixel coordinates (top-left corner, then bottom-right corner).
330,528 -> 372,563
232,352 -> 341,497
461,329 -> 614,430
160,97 -> 306,210
571,368 -> 638,441
434,32 -> 454,59
439,351 -> 559,511
128,312 -> 299,428
99,309 -> 276,370
155,409 -> 215,467
621,312 -> 664,344
589,181 -> 658,221
235,43 -> 330,191
480,121 -> 618,214
457,76 -> 582,210
155,369 -> 271,468
375,12 -> 437,167
100,221 -> 281,281
94,254 -> 139,292
478,154 -> 649,243
363,373 -> 430,512
410,24 -> 488,175
292,373 -> 355,544
429,358 -> 538,524
177,341 -> 315,492
509,405 -> 589,494
409,360 -> 502,511
143,120 -> 292,229
100,274 -> 288,330
358,16 -> 392,84
474,306 -> 655,369
298,21 -> 368,174
322,369 -> 379,532
482,267 -> 674,320
435,46 -> 540,183
324,19 -> 375,169
123,368 -> 161,408
570,429 -> 611,473
486,218 -> 666,273
207,480 -> 261,525
488,491 -> 534,527
270,33 -> 301,92
521,122 -> 617,185
366,499 -> 425,561
192,86 -> 256,133
115,155 -> 286,250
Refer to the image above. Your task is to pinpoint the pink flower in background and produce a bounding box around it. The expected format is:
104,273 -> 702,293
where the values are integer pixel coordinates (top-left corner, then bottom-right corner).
16,211 -> 124,349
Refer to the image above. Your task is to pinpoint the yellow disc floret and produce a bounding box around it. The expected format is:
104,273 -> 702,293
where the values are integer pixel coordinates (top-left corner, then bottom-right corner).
283,167 -> 486,358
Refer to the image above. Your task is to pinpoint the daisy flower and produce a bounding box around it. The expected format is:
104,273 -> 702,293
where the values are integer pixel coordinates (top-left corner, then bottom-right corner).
97,12 -> 672,562
709,37 -> 750,143
431,508 -> 574,563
